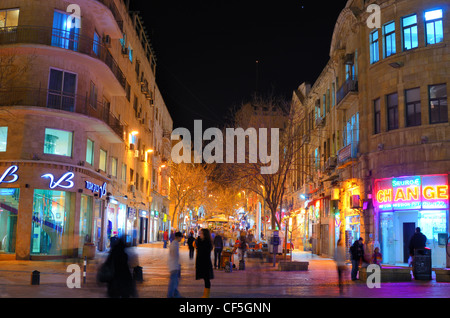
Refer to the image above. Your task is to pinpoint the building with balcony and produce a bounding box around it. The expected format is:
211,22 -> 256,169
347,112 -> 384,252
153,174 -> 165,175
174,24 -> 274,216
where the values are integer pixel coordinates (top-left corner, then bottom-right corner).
288,0 -> 449,266
0,0 -> 173,260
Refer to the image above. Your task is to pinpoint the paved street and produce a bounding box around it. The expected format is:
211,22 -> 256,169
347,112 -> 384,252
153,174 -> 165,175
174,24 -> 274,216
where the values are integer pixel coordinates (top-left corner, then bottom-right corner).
0,243 -> 449,298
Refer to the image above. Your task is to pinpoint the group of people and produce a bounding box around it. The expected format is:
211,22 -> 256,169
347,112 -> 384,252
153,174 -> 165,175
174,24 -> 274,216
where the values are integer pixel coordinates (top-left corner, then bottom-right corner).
335,227 -> 428,293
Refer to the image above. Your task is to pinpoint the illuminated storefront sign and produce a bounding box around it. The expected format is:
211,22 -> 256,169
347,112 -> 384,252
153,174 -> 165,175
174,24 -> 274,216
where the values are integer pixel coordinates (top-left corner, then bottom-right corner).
85,181 -> 107,198
374,175 -> 449,211
41,172 -> 75,189
0,165 -> 19,184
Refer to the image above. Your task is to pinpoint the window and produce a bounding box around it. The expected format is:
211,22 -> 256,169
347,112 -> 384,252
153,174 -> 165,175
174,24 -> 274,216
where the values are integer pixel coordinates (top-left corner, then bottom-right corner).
125,82 -> 131,102
119,33 -> 126,48
370,30 -> 379,64
99,149 -> 107,172
44,128 -> 73,157
405,88 -> 421,127
89,81 -> 97,108
111,157 -> 118,178
429,84 -> 448,124
86,139 -> 94,165
128,45 -> 133,63
402,14 -> 418,51
93,31 -> 100,56
52,10 -> 80,51
47,68 -> 77,111
425,9 -> 444,45
0,8 -> 19,28
0,127 -> 7,152
374,98 -> 381,134
121,164 -> 127,183
332,82 -> 336,107
384,21 -> 396,57
387,93 -> 399,130
314,148 -> 320,169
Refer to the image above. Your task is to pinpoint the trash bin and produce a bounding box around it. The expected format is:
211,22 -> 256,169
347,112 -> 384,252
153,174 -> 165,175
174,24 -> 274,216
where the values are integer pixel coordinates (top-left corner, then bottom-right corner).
413,248 -> 432,280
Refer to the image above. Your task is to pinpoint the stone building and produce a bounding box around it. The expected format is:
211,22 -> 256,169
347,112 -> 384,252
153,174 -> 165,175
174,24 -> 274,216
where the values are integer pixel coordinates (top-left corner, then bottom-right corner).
288,0 -> 449,266
0,0 -> 173,260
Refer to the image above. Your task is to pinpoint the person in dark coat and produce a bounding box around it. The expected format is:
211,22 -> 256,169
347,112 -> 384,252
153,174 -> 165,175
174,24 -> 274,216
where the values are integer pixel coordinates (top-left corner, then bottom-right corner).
195,228 -> 214,298
409,227 -> 427,256
350,237 -> 365,281
187,232 -> 196,259
104,237 -> 137,298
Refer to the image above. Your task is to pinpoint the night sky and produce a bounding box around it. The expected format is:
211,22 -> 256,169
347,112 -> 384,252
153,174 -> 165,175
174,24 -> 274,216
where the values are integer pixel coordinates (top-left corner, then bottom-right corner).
129,0 -> 348,133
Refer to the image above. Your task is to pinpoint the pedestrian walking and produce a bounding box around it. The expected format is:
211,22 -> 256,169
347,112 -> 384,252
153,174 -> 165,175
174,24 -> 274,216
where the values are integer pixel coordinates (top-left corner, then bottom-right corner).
163,230 -> 169,248
167,232 -> 183,298
169,230 -> 175,244
350,237 -> 365,281
409,227 -> 427,257
371,247 -> 383,267
213,232 -> 223,269
195,228 -> 214,298
334,238 -> 347,295
99,237 -> 137,298
187,232 -> 195,259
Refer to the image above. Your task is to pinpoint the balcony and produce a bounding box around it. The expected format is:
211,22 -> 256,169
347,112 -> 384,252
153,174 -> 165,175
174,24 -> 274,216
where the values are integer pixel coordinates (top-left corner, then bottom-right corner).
336,78 -> 358,110
337,142 -> 359,168
0,87 -> 124,142
0,26 -> 126,93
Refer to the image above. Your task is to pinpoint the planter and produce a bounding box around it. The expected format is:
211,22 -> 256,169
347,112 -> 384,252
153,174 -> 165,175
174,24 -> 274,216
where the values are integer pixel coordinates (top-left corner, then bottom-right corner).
435,269 -> 450,283
359,266 -> 412,282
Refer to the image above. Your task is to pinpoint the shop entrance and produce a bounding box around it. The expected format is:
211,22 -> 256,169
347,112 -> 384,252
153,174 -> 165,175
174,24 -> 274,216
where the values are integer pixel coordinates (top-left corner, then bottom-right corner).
403,222 -> 416,263
139,217 -> 148,244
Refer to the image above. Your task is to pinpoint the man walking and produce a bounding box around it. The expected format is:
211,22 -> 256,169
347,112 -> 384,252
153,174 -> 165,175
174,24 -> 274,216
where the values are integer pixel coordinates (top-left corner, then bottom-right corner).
167,232 -> 183,298
350,237 -> 365,281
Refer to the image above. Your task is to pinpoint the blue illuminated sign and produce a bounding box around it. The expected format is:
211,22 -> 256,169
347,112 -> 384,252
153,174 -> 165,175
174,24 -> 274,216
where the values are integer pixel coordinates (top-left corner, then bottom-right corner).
41,172 -> 75,189
85,181 -> 107,198
0,165 -> 19,184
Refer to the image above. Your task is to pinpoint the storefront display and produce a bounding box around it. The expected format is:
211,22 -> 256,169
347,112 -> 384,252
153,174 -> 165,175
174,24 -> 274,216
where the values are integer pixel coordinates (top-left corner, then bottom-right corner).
375,175 -> 449,267
0,188 -> 19,254
78,194 -> 93,255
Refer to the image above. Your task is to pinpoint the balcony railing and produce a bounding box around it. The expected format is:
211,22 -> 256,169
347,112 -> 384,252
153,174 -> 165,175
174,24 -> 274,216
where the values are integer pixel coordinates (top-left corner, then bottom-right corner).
336,78 -> 358,105
337,142 -> 359,165
95,0 -> 124,32
0,87 -> 124,140
0,26 -> 126,89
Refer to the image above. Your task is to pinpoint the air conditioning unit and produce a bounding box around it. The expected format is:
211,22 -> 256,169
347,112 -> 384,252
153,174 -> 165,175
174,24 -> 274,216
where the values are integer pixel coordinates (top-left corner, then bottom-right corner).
121,47 -> 129,56
327,156 -> 337,169
103,35 -> 111,47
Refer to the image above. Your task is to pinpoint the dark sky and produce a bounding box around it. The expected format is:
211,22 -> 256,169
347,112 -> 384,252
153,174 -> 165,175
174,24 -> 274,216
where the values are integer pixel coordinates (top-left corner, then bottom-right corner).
129,0 -> 348,133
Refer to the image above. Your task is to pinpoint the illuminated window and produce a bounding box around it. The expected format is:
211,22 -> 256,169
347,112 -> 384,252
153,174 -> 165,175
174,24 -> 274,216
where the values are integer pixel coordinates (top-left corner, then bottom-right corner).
0,127 -> 7,152
93,31 -> 100,56
383,21 -> 396,57
425,9 -> 444,45
86,139 -> 94,165
0,8 -> 19,28
111,157 -> 118,178
402,14 -> 418,51
370,30 -> 379,64
99,149 -> 107,172
51,10 -> 80,51
44,128 -> 73,157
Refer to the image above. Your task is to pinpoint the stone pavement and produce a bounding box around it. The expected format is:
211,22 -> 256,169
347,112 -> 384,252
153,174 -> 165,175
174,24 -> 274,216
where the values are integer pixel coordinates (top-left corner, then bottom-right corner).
0,242 -> 449,298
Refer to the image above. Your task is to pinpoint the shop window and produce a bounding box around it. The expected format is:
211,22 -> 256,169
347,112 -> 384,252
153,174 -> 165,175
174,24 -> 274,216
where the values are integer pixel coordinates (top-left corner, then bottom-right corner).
405,87 -> 421,127
383,21 -> 396,57
425,9 -> 444,45
99,149 -> 107,172
44,128 -> 73,157
31,190 -> 72,255
0,188 -> 19,253
402,14 -> 418,51
0,127 -> 7,152
429,84 -> 448,124
86,139 -> 94,165
0,8 -> 19,29
79,195 -> 93,255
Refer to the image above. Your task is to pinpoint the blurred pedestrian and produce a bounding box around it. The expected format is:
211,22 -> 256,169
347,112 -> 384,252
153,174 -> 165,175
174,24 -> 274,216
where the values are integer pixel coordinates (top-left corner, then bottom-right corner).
372,247 -> 383,268
350,237 -> 365,280
213,232 -> 223,269
195,228 -> 214,298
334,238 -> 347,295
187,232 -> 195,259
163,230 -> 169,248
409,227 -> 427,257
100,237 -> 137,298
169,230 -> 175,244
167,232 -> 183,298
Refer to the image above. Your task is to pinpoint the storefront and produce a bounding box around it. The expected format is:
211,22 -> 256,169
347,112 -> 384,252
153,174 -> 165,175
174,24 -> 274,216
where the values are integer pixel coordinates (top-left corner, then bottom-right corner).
374,174 -> 449,268
0,187 -> 19,254
138,209 -> 148,244
106,201 -> 126,248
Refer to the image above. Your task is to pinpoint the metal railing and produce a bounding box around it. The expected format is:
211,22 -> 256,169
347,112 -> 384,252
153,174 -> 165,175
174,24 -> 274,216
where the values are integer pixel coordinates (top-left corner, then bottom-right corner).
0,87 -> 124,139
95,0 -> 124,32
336,78 -> 358,105
0,26 -> 126,89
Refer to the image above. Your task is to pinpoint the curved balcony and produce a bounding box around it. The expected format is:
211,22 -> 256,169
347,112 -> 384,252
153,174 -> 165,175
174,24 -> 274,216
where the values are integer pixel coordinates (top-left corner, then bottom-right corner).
0,87 -> 124,143
0,26 -> 126,94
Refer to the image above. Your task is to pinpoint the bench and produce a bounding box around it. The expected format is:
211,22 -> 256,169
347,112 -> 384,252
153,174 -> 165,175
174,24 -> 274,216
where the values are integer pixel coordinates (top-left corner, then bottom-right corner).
435,269 -> 450,283
359,266 -> 412,282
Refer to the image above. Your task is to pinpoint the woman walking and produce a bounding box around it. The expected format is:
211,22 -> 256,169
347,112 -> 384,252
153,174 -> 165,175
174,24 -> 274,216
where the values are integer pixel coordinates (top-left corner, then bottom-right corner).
195,228 -> 214,298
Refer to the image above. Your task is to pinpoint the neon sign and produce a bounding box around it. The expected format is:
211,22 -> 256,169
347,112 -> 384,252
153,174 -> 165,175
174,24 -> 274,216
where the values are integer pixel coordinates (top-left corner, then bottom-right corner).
374,175 -> 449,211
0,165 -> 19,184
85,181 -> 107,198
41,172 -> 75,189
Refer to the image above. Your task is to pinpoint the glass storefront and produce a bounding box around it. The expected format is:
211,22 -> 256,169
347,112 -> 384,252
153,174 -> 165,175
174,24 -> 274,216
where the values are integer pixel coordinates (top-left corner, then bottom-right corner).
78,194 -> 93,255
0,188 -> 19,254
106,202 -> 126,249
93,199 -> 102,251
31,190 -> 71,255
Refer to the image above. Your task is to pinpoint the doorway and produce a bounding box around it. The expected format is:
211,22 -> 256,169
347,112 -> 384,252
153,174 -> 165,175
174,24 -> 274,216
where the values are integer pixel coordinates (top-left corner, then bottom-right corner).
403,222 -> 416,263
